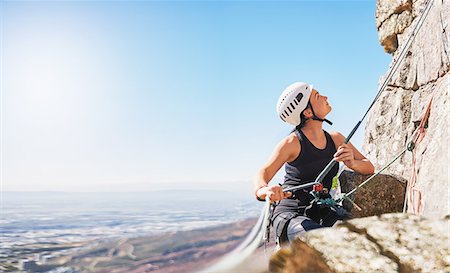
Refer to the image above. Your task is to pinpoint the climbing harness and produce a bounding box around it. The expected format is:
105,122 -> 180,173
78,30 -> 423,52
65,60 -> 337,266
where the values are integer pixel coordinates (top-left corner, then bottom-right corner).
272,0 -> 437,247
203,0 -> 437,271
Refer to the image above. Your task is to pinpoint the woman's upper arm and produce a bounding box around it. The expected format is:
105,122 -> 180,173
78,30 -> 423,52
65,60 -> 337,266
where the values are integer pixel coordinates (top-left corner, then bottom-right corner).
330,131 -> 367,160
260,135 -> 299,181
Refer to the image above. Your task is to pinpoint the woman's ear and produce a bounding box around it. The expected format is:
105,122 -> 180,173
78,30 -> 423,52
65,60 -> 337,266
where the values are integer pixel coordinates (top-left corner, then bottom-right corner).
302,108 -> 313,119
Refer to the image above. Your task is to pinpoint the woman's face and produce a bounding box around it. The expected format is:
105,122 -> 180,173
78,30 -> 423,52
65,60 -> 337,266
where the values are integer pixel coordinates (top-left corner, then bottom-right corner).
309,88 -> 332,118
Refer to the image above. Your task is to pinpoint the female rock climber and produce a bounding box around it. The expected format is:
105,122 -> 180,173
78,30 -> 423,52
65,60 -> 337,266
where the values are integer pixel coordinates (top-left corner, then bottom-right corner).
254,82 -> 375,245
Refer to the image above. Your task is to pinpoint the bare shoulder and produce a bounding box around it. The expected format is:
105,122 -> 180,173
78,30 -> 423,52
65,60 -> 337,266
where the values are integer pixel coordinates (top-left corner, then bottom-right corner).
328,131 -> 345,147
285,132 -> 299,144
278,132 -> 301,162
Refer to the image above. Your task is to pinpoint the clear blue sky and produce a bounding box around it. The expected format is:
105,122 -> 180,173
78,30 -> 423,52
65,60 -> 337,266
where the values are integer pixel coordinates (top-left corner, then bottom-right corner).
2,0 -> 391,193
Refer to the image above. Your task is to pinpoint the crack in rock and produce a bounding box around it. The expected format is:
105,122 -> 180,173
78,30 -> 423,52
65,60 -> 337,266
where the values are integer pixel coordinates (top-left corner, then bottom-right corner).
387,75 -> 442,91
340,221 -> 418,273
377,0 -> 414,30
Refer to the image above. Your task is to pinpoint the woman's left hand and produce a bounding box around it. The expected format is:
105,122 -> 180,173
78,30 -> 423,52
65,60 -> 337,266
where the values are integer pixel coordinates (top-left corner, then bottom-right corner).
334,143 -> 355,168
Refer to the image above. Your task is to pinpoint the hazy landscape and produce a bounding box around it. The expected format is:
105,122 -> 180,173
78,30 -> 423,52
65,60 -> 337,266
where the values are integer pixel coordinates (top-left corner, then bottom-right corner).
1,190 -> 263,272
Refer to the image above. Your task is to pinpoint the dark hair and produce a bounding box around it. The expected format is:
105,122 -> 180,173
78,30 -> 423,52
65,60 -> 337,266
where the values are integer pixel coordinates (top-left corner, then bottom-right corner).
290,102 -> 310,133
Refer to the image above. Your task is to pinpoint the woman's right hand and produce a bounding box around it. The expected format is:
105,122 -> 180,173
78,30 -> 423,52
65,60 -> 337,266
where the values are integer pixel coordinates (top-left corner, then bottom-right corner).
257,185 -> 292,203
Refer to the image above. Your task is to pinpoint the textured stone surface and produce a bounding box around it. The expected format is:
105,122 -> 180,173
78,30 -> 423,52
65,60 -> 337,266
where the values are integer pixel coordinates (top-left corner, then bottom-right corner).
339,171 -> 406,218
376,0 -> 412,27
364,0 -> 450,219
262,1 -> 450,272
269,213 -> 450,273
378,12 -> 413,53
376,0 -> 413,53
349,214 -> 450,273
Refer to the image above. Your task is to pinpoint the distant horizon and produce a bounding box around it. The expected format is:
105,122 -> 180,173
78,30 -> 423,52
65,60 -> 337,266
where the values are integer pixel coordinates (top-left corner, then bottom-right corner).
2,188 -> 250,194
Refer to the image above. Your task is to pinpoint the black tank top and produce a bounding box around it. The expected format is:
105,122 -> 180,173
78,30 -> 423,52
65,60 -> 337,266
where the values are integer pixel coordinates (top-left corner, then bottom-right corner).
273,129 -> 339,218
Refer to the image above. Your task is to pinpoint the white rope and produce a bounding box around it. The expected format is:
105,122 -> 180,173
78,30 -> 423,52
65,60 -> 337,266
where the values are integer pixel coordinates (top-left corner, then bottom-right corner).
200,2 -> 436,272
200,198 -> 271,273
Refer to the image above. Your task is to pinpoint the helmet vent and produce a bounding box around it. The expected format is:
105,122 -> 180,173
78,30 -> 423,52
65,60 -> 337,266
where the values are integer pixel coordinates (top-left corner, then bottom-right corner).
276,82 -> 312,126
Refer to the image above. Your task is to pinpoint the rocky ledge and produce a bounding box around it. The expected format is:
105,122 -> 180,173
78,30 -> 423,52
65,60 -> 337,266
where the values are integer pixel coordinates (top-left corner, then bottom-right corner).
269,213 -> 450,273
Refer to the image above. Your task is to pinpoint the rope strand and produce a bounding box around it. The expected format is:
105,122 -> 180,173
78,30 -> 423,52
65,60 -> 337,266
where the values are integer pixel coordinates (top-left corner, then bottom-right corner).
313,0 -> 435,186
201,2 -> 437,271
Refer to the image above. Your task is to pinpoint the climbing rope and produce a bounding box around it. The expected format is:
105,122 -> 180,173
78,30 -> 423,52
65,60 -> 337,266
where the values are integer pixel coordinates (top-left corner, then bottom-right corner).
287,94 -> 434,214
439,7 -> 450,65
403,91 -> 435,214
202,1 -> 437,271
339,147 -> 408,200
314,0 -> 435,187
200,196 -> 271,273
332,91 -> 434,212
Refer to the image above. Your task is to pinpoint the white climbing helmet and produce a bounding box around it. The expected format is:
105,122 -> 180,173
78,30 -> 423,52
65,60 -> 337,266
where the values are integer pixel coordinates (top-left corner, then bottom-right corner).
276,82 -> 313,126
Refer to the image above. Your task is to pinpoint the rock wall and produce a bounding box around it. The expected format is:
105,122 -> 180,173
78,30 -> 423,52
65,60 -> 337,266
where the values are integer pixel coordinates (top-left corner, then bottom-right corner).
269,213 -> 450,273
263,2 -> 450,272
339,171 -> 406,218
363,0 -> 450,219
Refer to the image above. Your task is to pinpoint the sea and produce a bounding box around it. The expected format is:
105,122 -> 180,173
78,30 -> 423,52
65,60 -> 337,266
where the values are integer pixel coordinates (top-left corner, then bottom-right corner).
1,190 -> 263,263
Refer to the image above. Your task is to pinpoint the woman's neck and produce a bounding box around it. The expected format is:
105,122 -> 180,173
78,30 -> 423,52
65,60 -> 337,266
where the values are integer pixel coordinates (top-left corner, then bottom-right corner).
301,121 -> 324,139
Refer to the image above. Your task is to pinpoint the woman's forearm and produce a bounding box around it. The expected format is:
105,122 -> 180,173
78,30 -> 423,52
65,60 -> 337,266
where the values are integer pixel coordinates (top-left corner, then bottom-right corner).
253,170 -> 269,199
348,159 -> 374,175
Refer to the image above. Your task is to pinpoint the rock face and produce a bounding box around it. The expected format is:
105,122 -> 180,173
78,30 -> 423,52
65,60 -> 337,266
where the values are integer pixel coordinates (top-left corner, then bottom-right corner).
265,2 -> 450,272
339,171 -> 406,218
269,213 -> 450,273
364,0 -> 449,219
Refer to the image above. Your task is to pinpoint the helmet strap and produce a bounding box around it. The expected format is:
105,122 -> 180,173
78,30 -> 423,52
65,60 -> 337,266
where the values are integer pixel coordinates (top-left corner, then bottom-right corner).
307,102 -> 333,126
